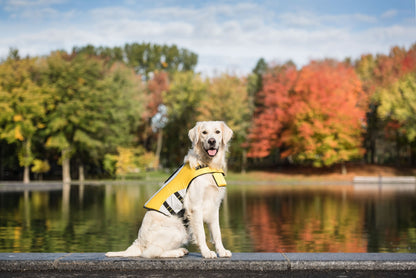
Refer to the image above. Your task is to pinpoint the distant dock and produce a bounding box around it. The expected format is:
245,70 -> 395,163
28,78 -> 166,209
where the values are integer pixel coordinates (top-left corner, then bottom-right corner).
353,176 -> 416,184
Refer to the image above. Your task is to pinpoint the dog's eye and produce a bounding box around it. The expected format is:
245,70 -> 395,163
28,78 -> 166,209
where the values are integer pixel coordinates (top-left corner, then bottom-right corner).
202,131 -> 208,135
215,130 -> 221,134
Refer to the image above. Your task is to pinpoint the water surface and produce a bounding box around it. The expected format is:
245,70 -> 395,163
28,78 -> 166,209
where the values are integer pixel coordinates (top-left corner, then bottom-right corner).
0,182 -> 415,253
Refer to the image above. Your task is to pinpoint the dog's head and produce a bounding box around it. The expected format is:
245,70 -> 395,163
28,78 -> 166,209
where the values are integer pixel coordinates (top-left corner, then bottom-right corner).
188,121 -> 233,159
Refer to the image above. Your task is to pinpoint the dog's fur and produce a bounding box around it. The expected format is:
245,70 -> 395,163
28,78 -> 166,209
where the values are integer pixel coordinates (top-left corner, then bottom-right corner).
105,121 -> 233,258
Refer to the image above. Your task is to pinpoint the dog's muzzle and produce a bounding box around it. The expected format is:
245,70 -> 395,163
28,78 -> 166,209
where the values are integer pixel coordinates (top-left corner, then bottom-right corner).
206,138 -> 218,157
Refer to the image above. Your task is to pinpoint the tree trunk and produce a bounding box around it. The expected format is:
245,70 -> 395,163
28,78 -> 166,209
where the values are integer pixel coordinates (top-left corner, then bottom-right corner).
241,149 -> 247,174
79,164 -> 85,182
62,148 -> 71,184
155,129 -> 163,169
23,140 -> 31,184
341,162 -> 347,175
23,165 -> 30,184
62,182 -> 70,220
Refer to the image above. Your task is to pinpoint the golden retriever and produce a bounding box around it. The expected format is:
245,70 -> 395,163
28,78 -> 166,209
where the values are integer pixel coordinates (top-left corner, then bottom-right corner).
105,121 -> 233,258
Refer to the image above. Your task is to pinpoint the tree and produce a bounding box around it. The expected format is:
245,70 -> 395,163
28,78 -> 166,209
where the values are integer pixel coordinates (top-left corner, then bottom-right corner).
376,74 -> 416,164
248,63 -> 298,158
140,71 -> 169,154
103,146 -> 155,178
355,54 -> 378,163
44,51 -> 143,183
123,43 -> 197,79
198,74 -> 252,171
0,51 -> 48,183
355,44 -> 416,164
285,60 -> 365,169
250,58 -> 268,98
249,60 -> 366,171
73,43 -> 198,80
31,159 -> 50,180
92,61 -> 144,175
163,71 -> 207,164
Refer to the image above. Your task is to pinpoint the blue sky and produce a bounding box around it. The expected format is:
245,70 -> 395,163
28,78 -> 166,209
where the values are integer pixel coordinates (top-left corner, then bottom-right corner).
0,0 -> 415,75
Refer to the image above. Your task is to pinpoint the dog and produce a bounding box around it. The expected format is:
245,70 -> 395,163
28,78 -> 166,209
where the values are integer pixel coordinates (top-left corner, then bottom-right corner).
105,121 -> 233,258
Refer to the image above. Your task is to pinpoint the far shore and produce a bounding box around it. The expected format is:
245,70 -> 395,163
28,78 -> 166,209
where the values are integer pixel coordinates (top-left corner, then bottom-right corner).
1,164 -> 415,186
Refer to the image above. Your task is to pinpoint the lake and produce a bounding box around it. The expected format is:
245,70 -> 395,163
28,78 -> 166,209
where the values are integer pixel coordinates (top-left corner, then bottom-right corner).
0,181 -> 415,253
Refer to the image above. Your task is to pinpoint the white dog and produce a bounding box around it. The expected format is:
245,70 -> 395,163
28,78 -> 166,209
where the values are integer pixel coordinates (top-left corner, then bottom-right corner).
106,121 -> 233,259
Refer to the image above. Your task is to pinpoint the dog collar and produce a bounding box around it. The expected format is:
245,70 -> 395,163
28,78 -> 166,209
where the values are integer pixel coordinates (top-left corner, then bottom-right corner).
144,163 -> 226,216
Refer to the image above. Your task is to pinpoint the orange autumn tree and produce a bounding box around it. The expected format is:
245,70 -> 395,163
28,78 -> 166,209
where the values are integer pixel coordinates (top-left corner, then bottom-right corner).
249,60 -> 366,170
248,63 -> 298,158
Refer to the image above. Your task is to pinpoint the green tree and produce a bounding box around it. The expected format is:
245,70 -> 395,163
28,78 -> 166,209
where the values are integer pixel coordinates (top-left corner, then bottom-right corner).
198,74 -> 252,171
163,71 -> 207,164
250,58 -> 268,98
103,146 -> 155,178
377,74 -> 416,164
355,54 -> 378,163
43,51 -> 143,183
355,44 -> 416,164
31,159 -> 50,180
0,51 -> 48,183
74,43 -> 198,80
74,43 -> 199,80
76,61 -> 144,180
377,74 -> 416,141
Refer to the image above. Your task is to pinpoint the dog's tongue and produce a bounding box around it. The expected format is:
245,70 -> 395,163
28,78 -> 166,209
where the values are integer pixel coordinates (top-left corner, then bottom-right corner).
208,149 -> 217,156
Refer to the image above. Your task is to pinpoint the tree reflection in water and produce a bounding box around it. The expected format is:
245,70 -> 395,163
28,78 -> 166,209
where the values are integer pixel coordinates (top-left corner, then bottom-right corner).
0,183 -> 415,253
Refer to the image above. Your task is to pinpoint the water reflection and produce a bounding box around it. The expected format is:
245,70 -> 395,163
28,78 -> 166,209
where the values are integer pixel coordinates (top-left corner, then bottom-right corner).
0,182 -> 415,253
242,186 -> 366,252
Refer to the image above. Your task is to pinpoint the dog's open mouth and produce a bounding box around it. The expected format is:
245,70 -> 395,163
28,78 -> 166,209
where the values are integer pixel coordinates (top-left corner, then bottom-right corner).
206,148 -> 218,157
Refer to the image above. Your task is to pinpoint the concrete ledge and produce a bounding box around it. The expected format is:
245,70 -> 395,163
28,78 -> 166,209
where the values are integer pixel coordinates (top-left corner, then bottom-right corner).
1,253 -> 415,276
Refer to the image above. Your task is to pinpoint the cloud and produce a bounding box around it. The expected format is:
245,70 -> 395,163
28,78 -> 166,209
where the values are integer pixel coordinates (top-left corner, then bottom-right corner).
4,0 -> 65,10
3,0 -> 67,19
278,11 -> 378,30
381,9 -> 398,19
0,2 -> 415,76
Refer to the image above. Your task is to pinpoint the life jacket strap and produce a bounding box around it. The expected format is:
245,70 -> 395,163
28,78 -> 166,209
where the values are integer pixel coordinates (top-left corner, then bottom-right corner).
163,201 -> 175,215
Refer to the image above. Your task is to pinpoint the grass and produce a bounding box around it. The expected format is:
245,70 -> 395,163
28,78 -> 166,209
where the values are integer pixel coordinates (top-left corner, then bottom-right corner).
227,163 -> 416,182
117,163 -> 416,183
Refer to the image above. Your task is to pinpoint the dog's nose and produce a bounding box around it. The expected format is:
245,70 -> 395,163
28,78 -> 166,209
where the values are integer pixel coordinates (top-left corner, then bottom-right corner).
208,138 -> 216,146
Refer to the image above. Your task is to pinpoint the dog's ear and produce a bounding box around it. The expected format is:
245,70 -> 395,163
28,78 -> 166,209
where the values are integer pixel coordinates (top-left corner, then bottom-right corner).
221,122 -> 233,145
188,122 -> 200,145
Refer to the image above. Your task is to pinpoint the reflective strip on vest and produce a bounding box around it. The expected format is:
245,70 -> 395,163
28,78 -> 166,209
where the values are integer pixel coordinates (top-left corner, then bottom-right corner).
144,163 -> 226,216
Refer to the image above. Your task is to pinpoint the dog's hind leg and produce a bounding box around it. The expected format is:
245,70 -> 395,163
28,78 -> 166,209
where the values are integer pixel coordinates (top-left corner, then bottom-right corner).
141,246 -> 188,258
160,248 -> 189,258
105,240 -> 142,257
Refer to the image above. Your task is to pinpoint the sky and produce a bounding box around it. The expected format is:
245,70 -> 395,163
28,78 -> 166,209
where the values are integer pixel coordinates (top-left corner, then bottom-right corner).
0,0 -> 415,76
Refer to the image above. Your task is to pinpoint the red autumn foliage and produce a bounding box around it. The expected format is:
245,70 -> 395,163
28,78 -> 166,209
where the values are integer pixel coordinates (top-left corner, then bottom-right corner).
138,71 -> 169,148
248,63 -> 297,158
248,60 -> 366,166
143,71 -> 169,120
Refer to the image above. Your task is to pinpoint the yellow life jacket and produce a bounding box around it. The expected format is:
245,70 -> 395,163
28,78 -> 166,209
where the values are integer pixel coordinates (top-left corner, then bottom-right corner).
144,163 -> 226,216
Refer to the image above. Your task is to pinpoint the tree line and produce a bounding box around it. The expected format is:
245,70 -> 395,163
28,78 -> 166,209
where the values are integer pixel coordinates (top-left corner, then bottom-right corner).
249,44 -> 416,170
0,42 -> 415,182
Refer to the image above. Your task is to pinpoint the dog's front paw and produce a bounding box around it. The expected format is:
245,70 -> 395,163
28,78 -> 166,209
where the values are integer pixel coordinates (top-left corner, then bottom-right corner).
218,249 -> 232,258
180,248 -> 189,256
202,250 -> 217,259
